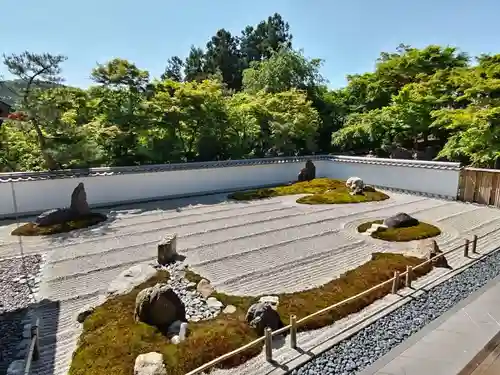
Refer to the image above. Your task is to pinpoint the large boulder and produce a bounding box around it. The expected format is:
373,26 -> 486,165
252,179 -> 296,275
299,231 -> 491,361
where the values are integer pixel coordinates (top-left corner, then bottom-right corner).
35,207 -> 77,227
346,177 -> 364,195
35,182 -> 91,227
134,352 -> 167,375
383,213 -> 419,229
246,302 -> 285,336
135,283 -> 186,331
298,160 -> 316,182
70,182 -> 91,215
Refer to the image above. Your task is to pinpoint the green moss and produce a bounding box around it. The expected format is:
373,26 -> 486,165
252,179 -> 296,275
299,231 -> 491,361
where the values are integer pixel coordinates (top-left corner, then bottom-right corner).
11,212 -> 107,236
357,220 -> 442,242
70,253 -> 432,375
228,178 -> 389,204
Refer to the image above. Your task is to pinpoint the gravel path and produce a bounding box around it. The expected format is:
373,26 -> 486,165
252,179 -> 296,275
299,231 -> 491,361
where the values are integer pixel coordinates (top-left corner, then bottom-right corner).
291,246 -> 500,375
1,192 -> 500,375
0,254 -> 43,375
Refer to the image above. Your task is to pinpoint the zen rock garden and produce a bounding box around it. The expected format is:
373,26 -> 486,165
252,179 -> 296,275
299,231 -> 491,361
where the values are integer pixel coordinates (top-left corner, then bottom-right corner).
6,163 -> 453,375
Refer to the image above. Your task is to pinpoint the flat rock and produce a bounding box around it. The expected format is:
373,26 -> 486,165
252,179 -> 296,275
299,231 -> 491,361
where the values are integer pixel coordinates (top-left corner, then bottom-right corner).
206,297 -> 223,309
259,295 -> 279,307
223,305 -> 237,314
107,263 -> 157,298
134,352 -> 167,375
7,360 -> 25,375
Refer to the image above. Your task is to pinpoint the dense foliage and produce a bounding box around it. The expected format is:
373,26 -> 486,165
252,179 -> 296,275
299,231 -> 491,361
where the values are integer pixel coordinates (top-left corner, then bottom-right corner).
1,14 -> 500,171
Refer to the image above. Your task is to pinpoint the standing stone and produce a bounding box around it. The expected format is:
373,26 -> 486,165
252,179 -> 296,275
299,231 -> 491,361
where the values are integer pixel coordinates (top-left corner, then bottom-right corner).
418,239 -> 450,269
298,160 -> 316,182
134,352 -> 167,375
135,283 -> 186,330
70,182 -> 91,215
157,234 -> 178,265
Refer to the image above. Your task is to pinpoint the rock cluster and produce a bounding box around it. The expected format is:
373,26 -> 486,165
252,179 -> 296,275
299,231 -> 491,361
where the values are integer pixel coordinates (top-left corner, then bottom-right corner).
298,160 -> 316,182
156,262 -> 224,322
35,182 -> 92,227
292,244 -> 500,374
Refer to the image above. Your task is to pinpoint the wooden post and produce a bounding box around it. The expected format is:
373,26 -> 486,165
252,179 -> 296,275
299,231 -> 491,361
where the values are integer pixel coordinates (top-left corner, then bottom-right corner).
290,315 -> 297,349
32,322 -> 40,361
472,235 -> 478,254
392,271 -> 400,294
406,266 -> 413,288
464,238 -> 470,257
265,328 -> 273,362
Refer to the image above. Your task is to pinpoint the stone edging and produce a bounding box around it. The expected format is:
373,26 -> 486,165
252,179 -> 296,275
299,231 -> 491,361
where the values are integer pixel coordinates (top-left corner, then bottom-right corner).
0,156 -> 461,183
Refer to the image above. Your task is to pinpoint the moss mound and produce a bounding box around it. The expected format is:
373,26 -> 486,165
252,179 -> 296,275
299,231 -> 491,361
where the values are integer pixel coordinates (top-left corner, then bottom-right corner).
357,220 -> 442,242
11,212 -> 107,236
70,253 -> 431,375
228,178 -> 389,204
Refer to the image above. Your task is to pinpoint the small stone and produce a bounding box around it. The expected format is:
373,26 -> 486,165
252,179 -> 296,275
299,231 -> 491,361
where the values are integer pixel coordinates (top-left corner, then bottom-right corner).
134,352 -> 167,375
7,359 -> 25,375
222,305 -> 236,314
77,305 -> 95,323
196,279 -> 214,298
259,295 -> 279,307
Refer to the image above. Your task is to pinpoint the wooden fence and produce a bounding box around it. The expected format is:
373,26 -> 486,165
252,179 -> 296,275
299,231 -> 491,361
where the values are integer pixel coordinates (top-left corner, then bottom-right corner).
459,168 -> 500,206
185,234 -> 482,375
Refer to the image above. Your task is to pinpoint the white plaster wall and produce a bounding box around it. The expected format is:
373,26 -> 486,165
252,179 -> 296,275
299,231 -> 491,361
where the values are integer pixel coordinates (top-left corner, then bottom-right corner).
326,156 -> 460,198
1,161 -> 330,217
0,157 -> 460,218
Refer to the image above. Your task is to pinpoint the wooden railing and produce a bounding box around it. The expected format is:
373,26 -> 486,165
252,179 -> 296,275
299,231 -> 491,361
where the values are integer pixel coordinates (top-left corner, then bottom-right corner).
185,234 -> 483,375
23,318 -> 40,375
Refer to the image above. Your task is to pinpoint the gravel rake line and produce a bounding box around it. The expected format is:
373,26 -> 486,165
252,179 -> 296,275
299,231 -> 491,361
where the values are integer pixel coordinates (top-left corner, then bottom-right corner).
44,196 -> 429,267
214,242 -> 374,296
207,236 -> 364,288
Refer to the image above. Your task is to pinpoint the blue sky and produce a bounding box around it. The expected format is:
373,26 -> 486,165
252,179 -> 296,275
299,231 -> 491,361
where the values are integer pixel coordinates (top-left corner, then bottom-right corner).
2,0 -> 499,89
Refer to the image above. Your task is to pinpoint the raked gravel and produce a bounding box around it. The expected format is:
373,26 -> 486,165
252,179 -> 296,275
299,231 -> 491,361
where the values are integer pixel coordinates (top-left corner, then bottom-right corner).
291,248 -> 500,375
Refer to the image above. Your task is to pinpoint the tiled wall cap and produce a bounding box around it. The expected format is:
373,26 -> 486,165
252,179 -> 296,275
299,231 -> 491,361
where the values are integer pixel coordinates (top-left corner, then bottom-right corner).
0,155 -> 461,183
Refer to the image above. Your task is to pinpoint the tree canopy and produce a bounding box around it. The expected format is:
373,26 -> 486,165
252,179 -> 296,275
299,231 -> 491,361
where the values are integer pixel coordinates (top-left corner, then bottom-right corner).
1,14 -> 500,172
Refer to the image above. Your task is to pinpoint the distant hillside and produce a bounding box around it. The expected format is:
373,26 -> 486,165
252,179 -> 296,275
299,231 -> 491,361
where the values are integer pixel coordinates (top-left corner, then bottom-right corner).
0,79 -> 61,106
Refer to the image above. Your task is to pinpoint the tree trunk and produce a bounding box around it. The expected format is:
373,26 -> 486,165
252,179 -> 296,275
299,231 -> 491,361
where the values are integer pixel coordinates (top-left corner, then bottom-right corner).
32,120 -> 59,170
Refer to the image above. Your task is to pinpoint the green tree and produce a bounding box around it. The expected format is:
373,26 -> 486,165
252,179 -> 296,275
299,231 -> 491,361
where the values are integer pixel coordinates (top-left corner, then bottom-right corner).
2,51 -> 67,169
